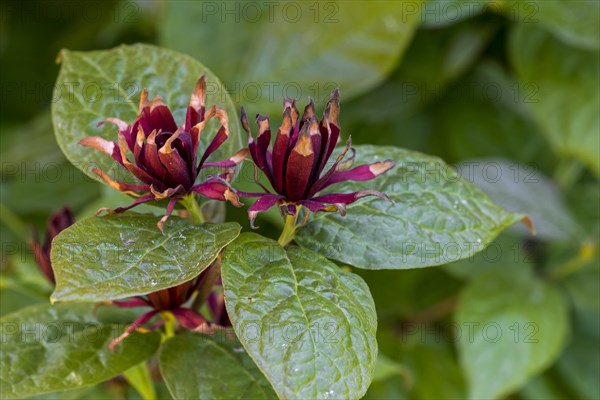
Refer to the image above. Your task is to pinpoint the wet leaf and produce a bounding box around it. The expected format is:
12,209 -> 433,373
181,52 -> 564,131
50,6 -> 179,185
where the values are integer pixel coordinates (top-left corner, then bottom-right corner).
0,303 -> 160,399
160,333 -> 276,399
222,233 -> 377,399
52,44 -> 242,185
51,213 -> 240,302
296,145 -> 525,269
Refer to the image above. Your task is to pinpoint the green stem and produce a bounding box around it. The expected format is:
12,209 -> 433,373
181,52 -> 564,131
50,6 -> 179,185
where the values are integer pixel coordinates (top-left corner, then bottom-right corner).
161,311 -> 177,339
278,213 -> 297,247
123,362 -> 156,400
548,241 -> 596,281
180,194 -> 204,224
191,257 -> 222,311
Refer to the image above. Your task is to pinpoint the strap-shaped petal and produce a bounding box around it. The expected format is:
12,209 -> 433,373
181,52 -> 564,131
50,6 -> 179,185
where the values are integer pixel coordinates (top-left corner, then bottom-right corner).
192,179 -> 242,207
157,197 -> 179,232
307,190 -> 390,216
319,160 -> 395,190
185,75 -> 206,132
202,148 -> 248,168
149,95 -> 178,133
91,167 -> 150,196
272,107 -> 293,193
308,136 -> 353,196
79,136 -> 124,166
247,194 -> 285,228
158,130 -> 193,188
285,116 -> 317,201
198,107 -> 230,170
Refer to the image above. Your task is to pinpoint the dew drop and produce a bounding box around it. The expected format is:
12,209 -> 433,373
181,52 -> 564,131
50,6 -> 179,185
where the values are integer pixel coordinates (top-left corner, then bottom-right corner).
324,389 -> 336,398
232,347 -> 245,353
66,371 -> 82,385
150,278 -> 158,287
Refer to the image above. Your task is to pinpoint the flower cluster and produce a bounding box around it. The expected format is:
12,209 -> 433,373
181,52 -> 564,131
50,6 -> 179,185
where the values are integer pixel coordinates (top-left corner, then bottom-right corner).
80,75 -> 246,230
76,80 -> 394,345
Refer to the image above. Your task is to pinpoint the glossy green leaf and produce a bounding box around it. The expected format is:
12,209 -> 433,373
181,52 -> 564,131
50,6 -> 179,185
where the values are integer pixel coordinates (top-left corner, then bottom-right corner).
507,0 -> 600,50
221,233 -> 378,399
510,25 -> 600,176
455,267 -> 569,399
160,1 -> 424,115
458,158 -> 580,241
0,303 -> 160,399
160,333 -> 276,399
296,145 -> 525,269
52,44 -> 242,184
51,213 -> 240,302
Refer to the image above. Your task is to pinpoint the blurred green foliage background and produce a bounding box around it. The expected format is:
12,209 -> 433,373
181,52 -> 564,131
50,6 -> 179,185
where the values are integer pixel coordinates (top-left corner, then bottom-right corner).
1,1 -> 598,399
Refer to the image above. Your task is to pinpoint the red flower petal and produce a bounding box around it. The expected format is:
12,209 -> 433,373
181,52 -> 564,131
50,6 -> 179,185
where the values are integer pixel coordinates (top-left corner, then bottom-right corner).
285,116 -> 317,201
320,160 -> 395,190
248,194 -> 285,228
185,75 -> 206,132
272,107 -> 293,193
158,131 -> 193,188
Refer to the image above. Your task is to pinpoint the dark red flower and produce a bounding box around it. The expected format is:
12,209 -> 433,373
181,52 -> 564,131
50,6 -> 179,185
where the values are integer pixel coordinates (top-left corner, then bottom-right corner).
29,207 -> 74,284
108,265 -> 222,351
240,89 -> 395,227
80,75 -> 246,229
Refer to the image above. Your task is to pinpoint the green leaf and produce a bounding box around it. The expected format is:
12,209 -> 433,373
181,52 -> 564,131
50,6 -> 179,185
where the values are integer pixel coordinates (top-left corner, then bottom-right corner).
377,328 -> 466,399
0,111 -> 101,215
455,267 -> 569,399
344,19 -> 498,153
554,308 -> 600,399
420,0 -> 495,28
295,145 -> 525,269
52,44 -> 242,184
51,213 -> 240,302
507,0 -> 600,50
159,333 -> 276,399
458,158 -> 581,241
444,232 -> 530,281
430,61 -> 555,169
160,1 -> 424,115
0,303 -> 160,399
510,24 -> 600,176
356,267 -> 462,319
372,354 -> 411,384
221,233 -> 378,399
123,362 -> 156,400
